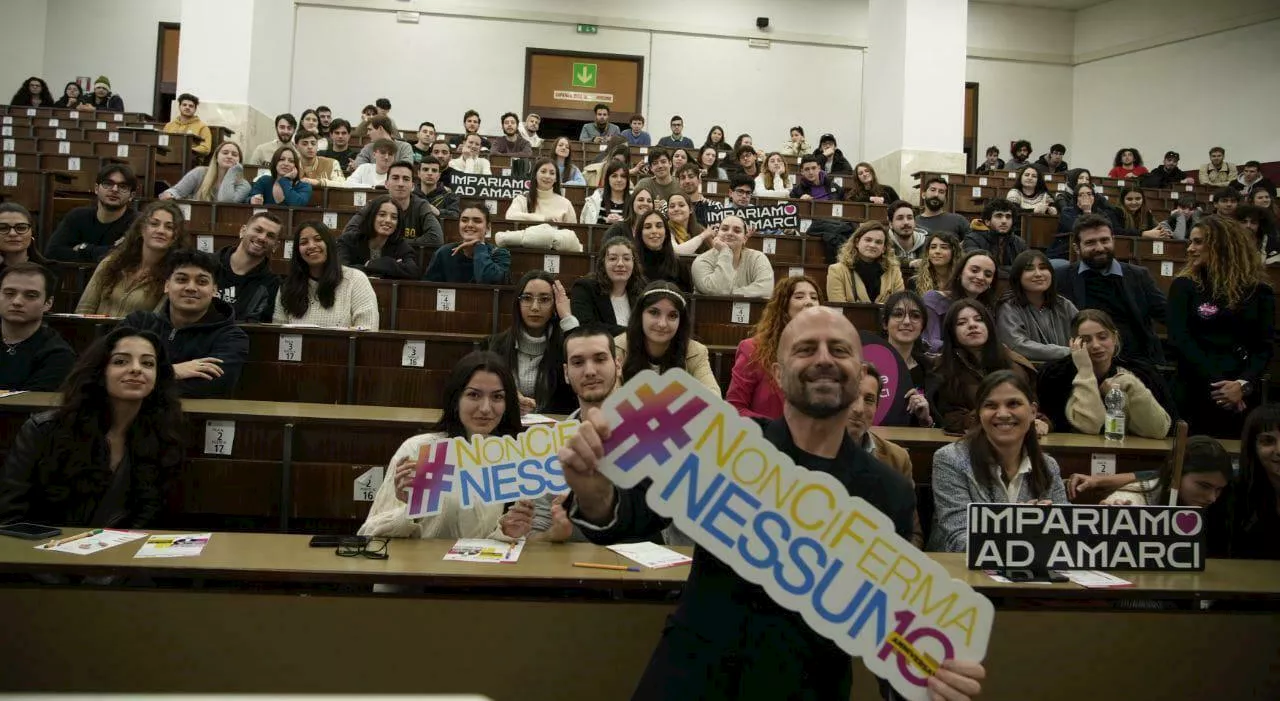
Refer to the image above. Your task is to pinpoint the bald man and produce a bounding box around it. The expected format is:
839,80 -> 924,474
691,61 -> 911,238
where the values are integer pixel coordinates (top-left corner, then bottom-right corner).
560,307 -> 986,701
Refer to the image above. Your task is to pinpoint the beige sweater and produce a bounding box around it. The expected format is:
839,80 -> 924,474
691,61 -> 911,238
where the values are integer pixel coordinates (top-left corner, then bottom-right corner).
1066,357 -> 1171,439
614,334 -> 720,395
505,190 -> 578,223
358,432 -> 506,540
75,259 -> 164,317
690,247 -> 774,298
271,265 -> 380,330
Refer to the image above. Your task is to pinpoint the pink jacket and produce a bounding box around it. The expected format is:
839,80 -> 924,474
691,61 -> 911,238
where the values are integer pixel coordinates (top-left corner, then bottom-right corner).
725,337 -> 786,420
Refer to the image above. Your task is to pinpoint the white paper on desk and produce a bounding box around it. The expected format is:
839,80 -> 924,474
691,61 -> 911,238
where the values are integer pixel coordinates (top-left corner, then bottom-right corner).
134,533 -> 212,558
0,390 -> 28,399
1063,570 -> 1133,588
35,529 -> 144,555
443,538 -> 524,563
607,541 -> 692,569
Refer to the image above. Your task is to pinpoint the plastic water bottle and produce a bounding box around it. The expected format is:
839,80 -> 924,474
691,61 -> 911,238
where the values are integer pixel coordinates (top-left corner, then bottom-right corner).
1104,385 -> 1126,440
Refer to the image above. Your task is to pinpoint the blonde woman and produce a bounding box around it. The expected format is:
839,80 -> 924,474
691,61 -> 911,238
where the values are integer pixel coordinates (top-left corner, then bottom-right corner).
159,141 -> 251,203
827,220 -> 904,303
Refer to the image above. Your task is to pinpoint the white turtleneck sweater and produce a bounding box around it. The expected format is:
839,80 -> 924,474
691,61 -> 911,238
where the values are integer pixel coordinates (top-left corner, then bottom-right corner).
506,189 -> 578,223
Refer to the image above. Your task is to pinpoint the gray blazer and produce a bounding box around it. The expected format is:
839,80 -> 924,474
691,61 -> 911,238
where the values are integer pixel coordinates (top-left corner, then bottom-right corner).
927,440 -> 1067,553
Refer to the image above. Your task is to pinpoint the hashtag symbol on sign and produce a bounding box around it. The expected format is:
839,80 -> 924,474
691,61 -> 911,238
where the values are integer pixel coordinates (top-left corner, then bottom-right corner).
408,441 -> 456,515
606,382 -> 709,472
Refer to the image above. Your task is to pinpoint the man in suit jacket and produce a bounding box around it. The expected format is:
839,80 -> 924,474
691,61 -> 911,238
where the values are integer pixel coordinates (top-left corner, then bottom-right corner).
1055,214 -> 1168,364
560,307 -> 987,701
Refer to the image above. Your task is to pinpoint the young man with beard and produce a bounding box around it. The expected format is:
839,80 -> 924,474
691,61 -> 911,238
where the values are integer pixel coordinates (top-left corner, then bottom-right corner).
122,249 -> 249,398
45,164 -> 138,263
886,200 -> 927,268
216,212 -> 283,323
489,112 -> 533,157
320,119 -> 360,175
448,110 -> 490,151
315,106 -> 333,140
1141,151 -> 1195,188
0,263 -> 75,391
498,324 -> 622,543
963,199 -> 1025,277
430,141 -> 460,190
1198,147 -> 1235,187
448,133 -> 492,176
343,162 -> 443,250
846,360 -> 923,547
519,113 -> 543,149
250,113 -> 297,166
916,176 -> 970,237
1005,139 -> 1033,170
559,306 -> 987,701
417,157 -> 460,220
1055,213 -> 1168,363
580,103 -> 621,143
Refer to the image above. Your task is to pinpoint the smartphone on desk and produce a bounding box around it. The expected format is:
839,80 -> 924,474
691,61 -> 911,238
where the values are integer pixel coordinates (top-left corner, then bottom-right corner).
0,523 -> 62,540
309,535 -> 369,548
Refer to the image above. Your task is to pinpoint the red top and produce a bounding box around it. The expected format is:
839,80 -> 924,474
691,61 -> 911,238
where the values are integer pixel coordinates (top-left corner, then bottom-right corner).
1108,165 -> 1149,179
725,337 -> 786,420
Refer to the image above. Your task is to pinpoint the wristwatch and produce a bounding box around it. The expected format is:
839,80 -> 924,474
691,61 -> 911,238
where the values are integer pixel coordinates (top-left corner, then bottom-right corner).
1239,380 -> 1252,396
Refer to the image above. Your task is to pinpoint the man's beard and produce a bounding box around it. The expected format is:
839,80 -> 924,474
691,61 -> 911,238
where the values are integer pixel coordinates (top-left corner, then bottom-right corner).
924,197 -> 944,211
782,363 -> 853,419
1084,250 -> 1114,270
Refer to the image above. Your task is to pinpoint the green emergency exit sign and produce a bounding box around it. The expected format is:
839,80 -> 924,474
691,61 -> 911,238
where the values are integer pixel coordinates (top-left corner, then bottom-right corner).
576,24 -> 598,34
571,63 -> 598,88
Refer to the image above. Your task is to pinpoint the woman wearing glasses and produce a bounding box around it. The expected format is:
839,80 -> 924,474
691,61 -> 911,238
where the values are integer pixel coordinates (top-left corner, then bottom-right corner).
0,203 -> 50,276
359,351 -> 529,540
488,271 -> 579,414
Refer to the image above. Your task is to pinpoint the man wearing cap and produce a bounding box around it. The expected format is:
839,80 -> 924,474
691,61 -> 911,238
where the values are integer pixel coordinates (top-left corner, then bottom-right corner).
79,76 -> 124,112
1142,151 -> 1195,187
812,133 -> 852,174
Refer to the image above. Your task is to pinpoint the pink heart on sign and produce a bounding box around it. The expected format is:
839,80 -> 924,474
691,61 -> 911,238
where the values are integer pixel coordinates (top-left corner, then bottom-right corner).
784,204 -> 797,216
1173,510 -> 1201,536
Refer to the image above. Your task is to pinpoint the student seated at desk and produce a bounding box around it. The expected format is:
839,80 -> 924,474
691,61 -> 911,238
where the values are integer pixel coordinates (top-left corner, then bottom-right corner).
581,161 -> 631,226
921,250 -> 997,353
910,232 -> 960,296
272,221 -> 379,330
550,136 -> 586,186
76,201 -> 189,317
600,186 -> 656,245
928,369 -> 1067,553
448,133 -> 492,176
45,164 -> 139,264
632,211 -> 692,292
121,249 -> 249,399
0,327 -> 184,528
826,220 -> 904,303
336,194 -> 421,280
845,162 -> 899,205
505,158 -> 578,223
847,361 -> 923,548
996,249 -> 1078,362
0,263 -> 75,392
359,351 -> 525,540
248,146 -> 312,207
159,141 -> 251,203
666,193 -> 713,253
878,291 -> 937,428
1115,185 -> 1169,240
422,202 -> 510,285
964,199 -> 1026,278
570,236 -> 644,337
1231,404 -> 1280,560
727,276 -> 822,420
615,281 -> 717,394
754,152 -> 792,199
1037,309 -> 1173,440
690,215 -> 773,298
0,203 -> 50,279
1108,147 -> 1148,180
216,212 -> 283,324
488,271 -> 578,414
936,299 -> 1043,435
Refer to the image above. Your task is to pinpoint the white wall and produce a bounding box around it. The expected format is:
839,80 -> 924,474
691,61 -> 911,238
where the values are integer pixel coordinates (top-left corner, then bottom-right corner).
177,0 -> 255,105
290,3 -> 863,156
1074,0 -> 1280,61
247,0 -> 295,119
1072,18 -> 1280,173
966,59 -> 1074,162
968,2 -> 1075,64
41,0 -> 180,115
0,0 -> 48,103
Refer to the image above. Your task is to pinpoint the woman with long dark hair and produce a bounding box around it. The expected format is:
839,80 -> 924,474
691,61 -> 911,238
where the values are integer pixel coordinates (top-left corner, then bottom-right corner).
76,201 -> 188,316
506,157 -> 577,223
0,327 -> 185,527
1115,185 -> 1168,238
272,221 -> 379,329
551,136 -> 586,186
846,162 -> 900,205
488,271 -> 578,414
571,235 -> 646,336
921,249 -> 997,353
1168,215 -> 1275,438
997,249 -> 1078,361
702,125 -> 727,152
335,194 -> 420,279
248,146 -> 312,206
936,299 -> 1042,435
10,77 -> 52,107
1005,165 -> 1058,215
727,276 -> 821,419
581,161 -> 631,225
0,202 -> 50,274
698,146 -> 728,181
601,185 -> 656,243
616,280 -> 717,392
928,369 -> 1067,552
52,81 -> 82,109
879,291 -> 938,428
359,351 -> 527,539
632,210 -> 692,292
1230,404 -> 1280,559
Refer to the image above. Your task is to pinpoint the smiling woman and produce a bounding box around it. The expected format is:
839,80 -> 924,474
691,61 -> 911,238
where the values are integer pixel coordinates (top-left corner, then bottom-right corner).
935,299 -> 1042,435
996,249 -> 1077,362
273,221 -> 379,330
75,201 -> 189,317
487,270 -> 579,414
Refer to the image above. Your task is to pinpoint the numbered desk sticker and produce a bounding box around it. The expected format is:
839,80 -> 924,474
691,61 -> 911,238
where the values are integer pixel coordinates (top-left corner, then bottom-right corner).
283,241 -> 294,259
830,203 -> 844,218
1160,261 -> 1174,277
731,302 -> 751,324
178,202 -> 192,220
58,141 -> 70,155
323,211 -> 338,228
762,237 -> 776,255
116,145 -> 129,158
278,334 -> 302,362
67,157 -> 80,171
55,129 -> 66,140
353,191 -> 366,207
402,340 -> 425,367
972,186 -> 982,198
544,254 -> 561,274
158,134 -> 169,147
196,235 -> 214,253
1091,453 -> 1116,476
1152,241 -> 1164,256
2,154 -> 12,168
3,172 -> 16,188
788,266 -> 804,278
436,288 -> 456,312
204,420 -> 236,456
354,465 -> 385,502
108,131 -> 119,143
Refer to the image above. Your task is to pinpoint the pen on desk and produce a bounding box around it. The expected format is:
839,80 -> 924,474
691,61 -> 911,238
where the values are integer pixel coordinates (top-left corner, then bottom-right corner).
43,529 -> 103,549
573,561 -> 641,572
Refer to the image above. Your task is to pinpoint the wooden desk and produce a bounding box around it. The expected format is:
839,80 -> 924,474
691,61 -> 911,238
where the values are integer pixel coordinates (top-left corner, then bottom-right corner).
0,534 -> 1276,701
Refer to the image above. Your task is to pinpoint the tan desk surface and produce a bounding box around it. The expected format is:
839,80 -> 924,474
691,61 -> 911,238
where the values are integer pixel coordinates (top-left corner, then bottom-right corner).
2,530 -> 1277,600
0,392 -> 1244,456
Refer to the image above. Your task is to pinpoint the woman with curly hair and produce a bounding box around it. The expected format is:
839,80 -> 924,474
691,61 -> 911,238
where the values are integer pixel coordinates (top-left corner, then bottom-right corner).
10,77 -> 53,107
75,200 -> 188,316
1108,147 -> 1147,180
826,220 -> 904,303
1168,215 -> 1275,438
725,276 -> 823,419
0,326 -> 185,527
